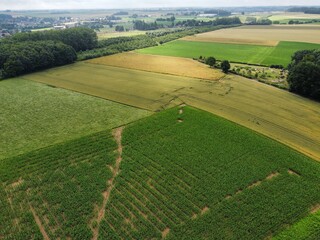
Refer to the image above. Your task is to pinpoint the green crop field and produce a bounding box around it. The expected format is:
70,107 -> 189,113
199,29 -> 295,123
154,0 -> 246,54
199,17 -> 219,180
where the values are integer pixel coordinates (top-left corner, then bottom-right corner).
274,210 -> 320,239
1,107 -> 319,239
0,79 -> 151,160
102,107 -> 320,239
0,131 -> 117,239
137,40 -> 320,67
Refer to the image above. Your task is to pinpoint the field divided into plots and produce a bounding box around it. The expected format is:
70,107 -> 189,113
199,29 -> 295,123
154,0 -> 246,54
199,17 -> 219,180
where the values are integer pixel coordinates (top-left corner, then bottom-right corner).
23,61 -> 320,161
99,106 -> 320,239
0,105 -> 319,239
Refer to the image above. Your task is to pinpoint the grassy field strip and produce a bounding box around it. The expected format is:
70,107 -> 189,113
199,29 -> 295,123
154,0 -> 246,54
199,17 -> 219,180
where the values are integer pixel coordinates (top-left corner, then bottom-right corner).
184,25 -> 320,45
0,79 -> 151,160
137,40 -> 320,67
86,52 -> 225,81
23,62 -> 320,161
273,209 -> 320,239
138,40 -> 273,65
269,13 -> 320,21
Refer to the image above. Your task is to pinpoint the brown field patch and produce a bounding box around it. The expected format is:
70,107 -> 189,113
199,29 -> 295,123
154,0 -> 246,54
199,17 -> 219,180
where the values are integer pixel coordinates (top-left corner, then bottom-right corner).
87,52 -> 224,81
162,228 -> 170,239
182,25 -> 320,45
182,36 -> 279,46
310,204 -> 320,214
288,169 -> 301,177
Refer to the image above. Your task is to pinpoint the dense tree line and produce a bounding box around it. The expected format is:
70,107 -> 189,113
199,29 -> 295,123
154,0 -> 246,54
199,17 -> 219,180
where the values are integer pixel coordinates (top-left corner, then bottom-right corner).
78,35 -> 157,60
203,9 -> 231,16
156,16 -> 176,22
175,17 -> 241,27
287,49 -> 320,100
0,41 -> 76,78
245,17 -> 272,25
133,20 -> 163,30
0,27 -> 96,79
288,7 -> 320,14
3,27 -> 98,51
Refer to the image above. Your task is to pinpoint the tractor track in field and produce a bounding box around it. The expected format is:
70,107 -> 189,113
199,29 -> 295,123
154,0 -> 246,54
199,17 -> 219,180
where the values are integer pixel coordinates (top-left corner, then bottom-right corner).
91,127 -> 124,240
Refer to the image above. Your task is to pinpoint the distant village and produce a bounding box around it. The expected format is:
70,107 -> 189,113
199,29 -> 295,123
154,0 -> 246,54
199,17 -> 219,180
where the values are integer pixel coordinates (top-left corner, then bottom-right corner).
0,11 -> 122,38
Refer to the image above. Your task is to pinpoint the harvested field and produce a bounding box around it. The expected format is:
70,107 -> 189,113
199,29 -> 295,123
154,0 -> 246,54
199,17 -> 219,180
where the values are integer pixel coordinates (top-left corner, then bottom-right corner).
87,52 -> 224,81
269,12 -> 320,21
182,25 -> 320,45
23,62 -> 320,161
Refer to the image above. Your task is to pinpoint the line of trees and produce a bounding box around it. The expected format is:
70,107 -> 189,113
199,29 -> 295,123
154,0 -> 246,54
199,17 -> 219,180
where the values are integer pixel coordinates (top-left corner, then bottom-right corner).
287,49 -> 320,100
175,17 -> 241,27
133,20 -> 163,30
3,27 -> 98,51
0,27 -> 97,78
0,41 -> 77,78
288,7 -> 320,14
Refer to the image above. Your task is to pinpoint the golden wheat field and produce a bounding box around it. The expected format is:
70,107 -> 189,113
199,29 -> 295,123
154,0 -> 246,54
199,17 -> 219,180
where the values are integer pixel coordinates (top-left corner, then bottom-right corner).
182,25 -> 320,46
23,61 -> 320,161
87,52 -> 225,80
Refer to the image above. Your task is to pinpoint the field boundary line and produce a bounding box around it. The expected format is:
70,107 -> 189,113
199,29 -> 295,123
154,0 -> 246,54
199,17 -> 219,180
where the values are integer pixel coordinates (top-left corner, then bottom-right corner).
91,127 -> 124,240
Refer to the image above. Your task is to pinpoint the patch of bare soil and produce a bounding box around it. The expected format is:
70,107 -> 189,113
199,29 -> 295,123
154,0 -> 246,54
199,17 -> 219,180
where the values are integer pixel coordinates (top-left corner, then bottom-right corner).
162,228 -> 170,239
30,205 -> 50,240
288,169 -> 301,177
201,207 -> 209,215
266,172 -> 280,180
248,181 -> 262,189
177,118 -> 183,123
8,178 -> 24,189
310,204 -> 320,214
90,127 -> 124,240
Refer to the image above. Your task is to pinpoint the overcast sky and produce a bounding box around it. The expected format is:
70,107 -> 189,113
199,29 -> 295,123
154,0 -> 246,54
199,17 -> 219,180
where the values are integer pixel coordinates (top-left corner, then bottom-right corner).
1,0 -> 320,10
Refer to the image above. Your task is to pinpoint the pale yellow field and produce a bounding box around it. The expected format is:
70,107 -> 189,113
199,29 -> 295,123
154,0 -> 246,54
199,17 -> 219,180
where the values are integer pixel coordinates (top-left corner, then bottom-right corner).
182,25 -> 320,45
269,12 -> 320,21
87,52 -> 224,81
23,62 -> 320,161
97,30 -> 146,40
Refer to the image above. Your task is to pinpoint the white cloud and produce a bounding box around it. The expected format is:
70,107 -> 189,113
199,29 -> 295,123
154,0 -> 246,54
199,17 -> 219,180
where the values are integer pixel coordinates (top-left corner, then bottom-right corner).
0,0 -> 319,10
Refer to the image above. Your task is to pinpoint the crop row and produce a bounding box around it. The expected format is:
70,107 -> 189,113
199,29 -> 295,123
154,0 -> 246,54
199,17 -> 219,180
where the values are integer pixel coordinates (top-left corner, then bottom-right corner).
104,106 -> 320,239
0,131 -> 117,239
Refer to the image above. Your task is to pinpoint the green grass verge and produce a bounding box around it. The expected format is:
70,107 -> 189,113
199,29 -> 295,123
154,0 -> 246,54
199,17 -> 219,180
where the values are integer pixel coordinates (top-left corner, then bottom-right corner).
273,210 -> 320,240
0,79 -> 151,160
137,40 -> 320,67
261,41 -> 320,66
102,106 -> 320,239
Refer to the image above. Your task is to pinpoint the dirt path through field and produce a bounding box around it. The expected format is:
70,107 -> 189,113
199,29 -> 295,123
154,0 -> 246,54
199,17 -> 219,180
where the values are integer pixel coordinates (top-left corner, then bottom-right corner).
30,205 -> 50,240
91,127 -> 124,240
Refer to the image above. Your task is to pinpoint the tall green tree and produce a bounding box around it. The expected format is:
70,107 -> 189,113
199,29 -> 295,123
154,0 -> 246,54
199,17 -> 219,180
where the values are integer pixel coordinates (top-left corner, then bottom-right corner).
221,60 -> 231,73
